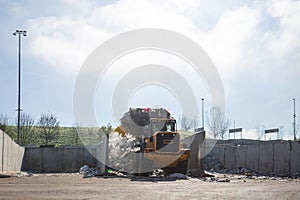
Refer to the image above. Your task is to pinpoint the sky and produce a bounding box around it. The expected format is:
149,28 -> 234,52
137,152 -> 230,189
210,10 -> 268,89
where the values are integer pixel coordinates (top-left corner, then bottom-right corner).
0,0 -> 300,139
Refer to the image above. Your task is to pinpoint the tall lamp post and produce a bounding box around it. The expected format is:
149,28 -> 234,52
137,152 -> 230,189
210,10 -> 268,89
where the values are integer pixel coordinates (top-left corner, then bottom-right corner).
201,98 -> 204,128
293,98 -> 296,141
13,30 -> 27,145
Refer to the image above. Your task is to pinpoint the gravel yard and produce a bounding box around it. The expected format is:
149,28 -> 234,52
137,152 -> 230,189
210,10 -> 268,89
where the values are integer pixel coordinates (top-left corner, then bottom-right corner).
0,173 -> 300,200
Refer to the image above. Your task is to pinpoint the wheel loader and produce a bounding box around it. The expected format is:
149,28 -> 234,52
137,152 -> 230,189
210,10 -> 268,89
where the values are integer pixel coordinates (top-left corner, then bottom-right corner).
115,107 -> 190,175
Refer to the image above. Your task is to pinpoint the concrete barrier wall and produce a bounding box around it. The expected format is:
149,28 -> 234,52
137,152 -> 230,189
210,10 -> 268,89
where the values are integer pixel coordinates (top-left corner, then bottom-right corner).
259,143 -> 274,174
0,130 -> 3,172
0,129 -> 25,172
246,145 -> 259,172
22,146 -> 100,173
208,139 -> 300,175
224,146 -> 235,169
291,141 -> 300,174
273,141 -> 290,174
18,134 -> 300,175
235,145 -> 247,169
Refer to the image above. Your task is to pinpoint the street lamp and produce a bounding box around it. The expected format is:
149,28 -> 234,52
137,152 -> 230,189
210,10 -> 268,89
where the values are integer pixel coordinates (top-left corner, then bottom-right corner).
13,30 -> 27,145
293,98 -> 296,141
201,98 -> 204,128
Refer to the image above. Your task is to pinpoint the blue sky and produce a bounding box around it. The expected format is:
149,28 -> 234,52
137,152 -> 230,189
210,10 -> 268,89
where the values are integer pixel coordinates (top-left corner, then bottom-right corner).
0,0 -> 300,139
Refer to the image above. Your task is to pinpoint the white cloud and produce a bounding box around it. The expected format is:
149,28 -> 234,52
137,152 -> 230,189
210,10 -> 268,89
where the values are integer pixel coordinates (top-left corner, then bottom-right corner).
241,129 -> 260,140
24,0 -> 300,97
27,16 -> 111,75
265,0 -> 300,58
9,2 -> 26,17
2,0 -> 300,128
24,0 -> 264,80
199,6 -> 261,80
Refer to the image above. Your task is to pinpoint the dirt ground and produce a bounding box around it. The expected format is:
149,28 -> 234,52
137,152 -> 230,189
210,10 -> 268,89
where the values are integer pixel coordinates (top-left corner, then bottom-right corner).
0,173 -> 300,200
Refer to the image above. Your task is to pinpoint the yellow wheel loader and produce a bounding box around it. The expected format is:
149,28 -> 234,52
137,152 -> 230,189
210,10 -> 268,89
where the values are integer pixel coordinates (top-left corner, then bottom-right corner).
115,108 -> 190,175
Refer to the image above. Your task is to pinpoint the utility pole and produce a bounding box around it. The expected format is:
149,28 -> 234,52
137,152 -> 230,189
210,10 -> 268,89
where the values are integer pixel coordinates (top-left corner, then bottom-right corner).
13,30 -> 27,145
293,98 -> 296,141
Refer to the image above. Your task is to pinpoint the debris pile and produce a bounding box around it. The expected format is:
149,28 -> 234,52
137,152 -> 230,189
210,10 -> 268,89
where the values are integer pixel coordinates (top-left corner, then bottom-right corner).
108,132 -> 139,172
78,164 -> 189,181
169,173 -> 187,179
79,165 -> 102,178
205,155 -> 253,175
205,155 -> 224,172
0,172 -> 33,178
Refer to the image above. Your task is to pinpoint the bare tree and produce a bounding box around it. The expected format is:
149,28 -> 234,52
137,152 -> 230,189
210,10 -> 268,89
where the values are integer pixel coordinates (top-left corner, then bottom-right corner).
95,123 -> 113,145
0,113 -> 9,132
84,126 -> 107,145
17,113 -> 35,146
87,127 -> 96,145
206,107 -> 231,139
37,113 -> 59,146
255,124 -> 265,140
0,114 -> 15,139
70,123 -> 81,146
179,115 -> 198,131
287,124 -> 300,140
48,123 -> 82,146
100,123 -> 113,135
278,125 -> 285,140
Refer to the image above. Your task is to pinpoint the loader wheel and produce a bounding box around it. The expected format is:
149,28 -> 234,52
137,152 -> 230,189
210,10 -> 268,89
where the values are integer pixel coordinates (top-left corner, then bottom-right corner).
134,171 -> 153,177
176,160 -> 188,174
163,160 -> 188,175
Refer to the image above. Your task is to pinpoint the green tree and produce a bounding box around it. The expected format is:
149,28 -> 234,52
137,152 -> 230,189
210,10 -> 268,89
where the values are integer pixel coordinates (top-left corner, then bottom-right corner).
18,112 -> 36,146
37,113 -> 59,146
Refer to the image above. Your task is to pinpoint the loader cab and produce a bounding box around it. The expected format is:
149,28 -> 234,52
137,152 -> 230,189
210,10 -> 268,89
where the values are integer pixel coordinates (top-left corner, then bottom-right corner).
149,118 -> 177,133
146,118 -> 177,143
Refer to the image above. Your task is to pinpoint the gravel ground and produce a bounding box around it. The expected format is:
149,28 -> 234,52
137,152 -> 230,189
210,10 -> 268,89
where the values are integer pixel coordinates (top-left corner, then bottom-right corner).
0,173 -> 300,200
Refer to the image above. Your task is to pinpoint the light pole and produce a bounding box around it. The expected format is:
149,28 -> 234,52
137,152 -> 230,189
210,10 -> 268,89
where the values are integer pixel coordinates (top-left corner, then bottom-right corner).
201,98 -> 204,128
13,30 -> 27,145
293,98 -> 296,141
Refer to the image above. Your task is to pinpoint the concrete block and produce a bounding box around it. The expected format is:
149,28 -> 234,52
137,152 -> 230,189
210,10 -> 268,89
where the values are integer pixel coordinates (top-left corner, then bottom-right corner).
19,147 -> 25,171
235,145 -> 247,168
9,138 -> 14,171
16,146 -> 24,171
56,148 -> 64,172
2,134 -> 10,172
291,141 -> 300,175
8,138 -> 14,171
83,148 -> 97,167
189,132 -> 205,171
42,147 -> 60,172
21,148 -> 29,171
95,144 -> 106,171
0,131 -> 25,172
63,148 -> 84,172
205,138 -> 217,157
211,146 -> 225,167
259,143 -> 274,174
25,148 -> 42,172
2,134 -> 6,172
224,146 -> 235,170
246,145 -> 259,172
273,141 -> 290,174
0,130 -> 3,172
